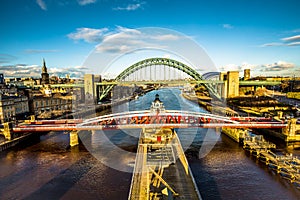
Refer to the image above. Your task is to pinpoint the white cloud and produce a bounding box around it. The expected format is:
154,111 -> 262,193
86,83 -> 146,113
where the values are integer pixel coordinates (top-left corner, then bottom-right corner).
287,41 -> 300,46
150,34 -> 180,41
113,2 -> 145,11
96,45 -> 133,54
101,26 -> 141,43
68,26 -> 183,54
36,0 -> 47,11
0,64 -> 89,78
115,26 -> 141,34
95,26 -> 178,54
219,64 -> 239,72
74,65 -> 88,70
77,0 -> 97,6
281,35 -> 300,42
0,64 -> 41,77
222,24 -> 233,29
259,61 -> 295,72
48,66 -> 88,78
240,62 -> 257,70
219,61 -> 297,76
67,27 -> 109,43
261,43 -> 283,47
262,34 -> 300,47
219,62 -> 257,72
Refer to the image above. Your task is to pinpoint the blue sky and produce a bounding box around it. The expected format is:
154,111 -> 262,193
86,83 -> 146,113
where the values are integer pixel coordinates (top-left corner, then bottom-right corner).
0,0 -> 300,78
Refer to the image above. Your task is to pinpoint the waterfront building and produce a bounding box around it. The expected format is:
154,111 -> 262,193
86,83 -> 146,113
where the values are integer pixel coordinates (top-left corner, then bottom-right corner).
0,94 -> 29,123
29,93 -> 73,118
13,96 -> 29,120
22,78 -> 37,87
0,94 -> 15,123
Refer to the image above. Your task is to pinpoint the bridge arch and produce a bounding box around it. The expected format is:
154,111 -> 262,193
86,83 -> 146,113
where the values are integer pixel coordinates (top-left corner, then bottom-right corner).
202,72 -> 220,80
115,57 -> 202,81
99,57 -> 220,100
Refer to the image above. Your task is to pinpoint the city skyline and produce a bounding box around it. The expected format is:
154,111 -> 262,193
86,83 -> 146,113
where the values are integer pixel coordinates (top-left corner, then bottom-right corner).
1,0 -> 300,78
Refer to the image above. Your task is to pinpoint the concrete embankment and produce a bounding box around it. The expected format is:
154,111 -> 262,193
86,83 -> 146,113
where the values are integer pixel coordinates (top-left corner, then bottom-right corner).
221,127 -> 248,143
243,135 -> 300,188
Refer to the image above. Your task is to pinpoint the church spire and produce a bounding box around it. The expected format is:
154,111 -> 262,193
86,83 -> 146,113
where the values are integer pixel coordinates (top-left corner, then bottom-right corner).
41,58 -> 49,84
42,58 -> 47,73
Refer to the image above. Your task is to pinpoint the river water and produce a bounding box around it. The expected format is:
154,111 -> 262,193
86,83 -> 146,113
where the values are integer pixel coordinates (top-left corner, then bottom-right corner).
0,88 -> 300,199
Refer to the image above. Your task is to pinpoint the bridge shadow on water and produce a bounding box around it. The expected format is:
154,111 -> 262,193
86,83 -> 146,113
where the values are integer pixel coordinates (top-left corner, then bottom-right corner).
22,143 -> 132,200
182,128 -> 223,200
23,149 -> 96,200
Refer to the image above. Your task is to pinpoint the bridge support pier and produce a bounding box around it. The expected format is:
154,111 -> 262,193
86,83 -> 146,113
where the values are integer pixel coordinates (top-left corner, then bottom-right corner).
220,71 -> 240,98
84,74 -> 96,104
3,122 -> 13,140
282,118 -> 299,142
70,131 -> 79,147
222,127 -> 248,143
24,115 -> 36,124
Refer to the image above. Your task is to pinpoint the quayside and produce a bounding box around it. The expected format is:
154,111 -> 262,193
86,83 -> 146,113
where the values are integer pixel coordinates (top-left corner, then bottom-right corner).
128,127 -> 201,200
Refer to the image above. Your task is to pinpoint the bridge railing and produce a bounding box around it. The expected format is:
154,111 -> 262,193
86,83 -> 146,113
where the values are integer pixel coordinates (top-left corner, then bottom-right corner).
11,110 -> 287,132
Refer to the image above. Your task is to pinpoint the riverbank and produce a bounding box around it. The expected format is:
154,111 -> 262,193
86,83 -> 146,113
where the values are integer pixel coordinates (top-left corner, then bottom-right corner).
227,96 -> 297,119
0,132 -> 40,151
181,92 -> 238,116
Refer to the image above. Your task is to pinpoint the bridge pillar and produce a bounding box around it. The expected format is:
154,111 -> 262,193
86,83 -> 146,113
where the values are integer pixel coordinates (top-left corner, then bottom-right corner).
30,115 -> 35,122
220,71 -> 240,98
283,118 -> 297,137
226,71 -> 239,98
70,131 -> 79,147
24,115 -> 36,124
219,72 -> 227,98
3,122 -> 13,140
222,127 -> 248,143
84,74 -> 96,104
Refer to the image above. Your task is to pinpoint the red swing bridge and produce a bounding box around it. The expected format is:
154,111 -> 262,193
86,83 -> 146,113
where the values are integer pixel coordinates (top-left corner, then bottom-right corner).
12,110 -> 286,132
11,94 -> 287,132
1,92 -> 291,148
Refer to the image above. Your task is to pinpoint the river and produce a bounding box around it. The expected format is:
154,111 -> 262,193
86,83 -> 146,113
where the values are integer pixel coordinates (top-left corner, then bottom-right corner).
0,88 -> 299,199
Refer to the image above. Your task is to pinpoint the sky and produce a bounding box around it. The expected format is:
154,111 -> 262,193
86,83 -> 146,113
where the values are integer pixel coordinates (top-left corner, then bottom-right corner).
0,0 -> 300,78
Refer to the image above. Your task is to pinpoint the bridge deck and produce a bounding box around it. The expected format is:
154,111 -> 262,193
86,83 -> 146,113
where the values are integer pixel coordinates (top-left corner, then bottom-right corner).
128,128 -> 201,200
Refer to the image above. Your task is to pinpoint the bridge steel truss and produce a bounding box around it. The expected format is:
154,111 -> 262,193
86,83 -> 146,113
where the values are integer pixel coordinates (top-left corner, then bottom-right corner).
98,57 -> 222,101
13,110 -> 287,132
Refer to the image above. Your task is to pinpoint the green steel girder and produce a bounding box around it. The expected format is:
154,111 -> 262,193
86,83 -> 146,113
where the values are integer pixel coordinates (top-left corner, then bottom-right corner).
99,57 -> 221,101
